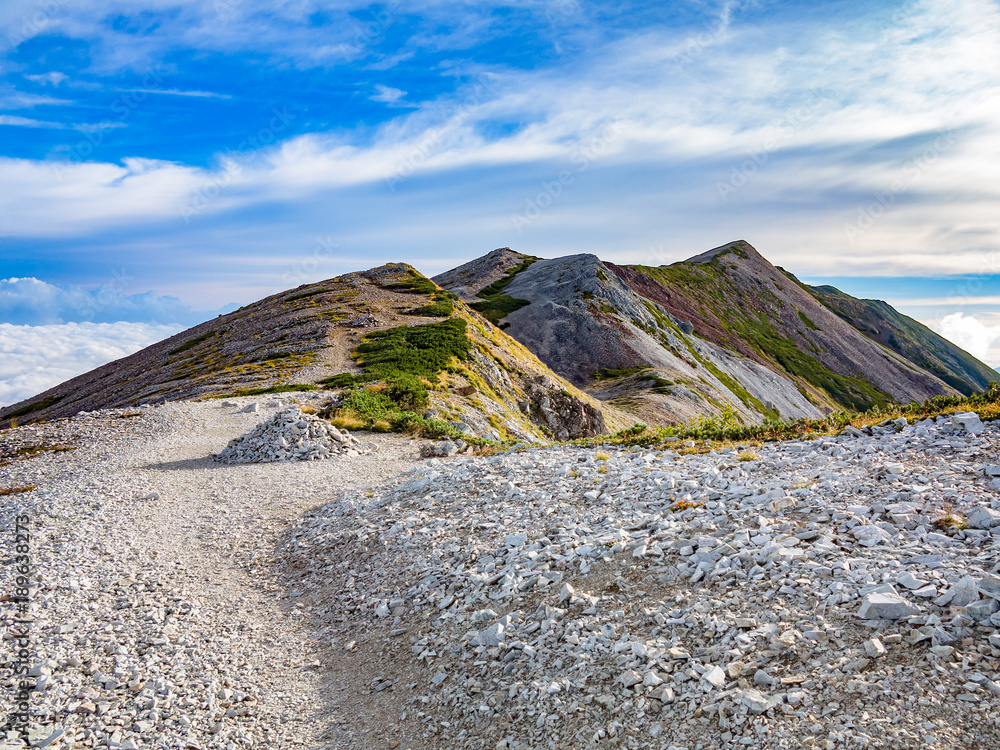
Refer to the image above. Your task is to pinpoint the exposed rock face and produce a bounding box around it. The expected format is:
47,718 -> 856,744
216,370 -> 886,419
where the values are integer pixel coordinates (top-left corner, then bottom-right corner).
524,375 -> 606,440
7,241 -> 994,438
439,252 -> 821,425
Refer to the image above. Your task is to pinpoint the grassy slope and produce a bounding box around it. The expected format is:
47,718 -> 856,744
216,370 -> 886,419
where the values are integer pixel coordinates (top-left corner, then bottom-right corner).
467,256 -> 542,326
614,244 -> 893,412
802,282 -> 998,396
572,383 -> 1000,452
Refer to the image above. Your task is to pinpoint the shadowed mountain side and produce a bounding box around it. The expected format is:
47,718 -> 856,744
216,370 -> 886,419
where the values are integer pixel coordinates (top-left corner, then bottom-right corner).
803,282 -> 998,396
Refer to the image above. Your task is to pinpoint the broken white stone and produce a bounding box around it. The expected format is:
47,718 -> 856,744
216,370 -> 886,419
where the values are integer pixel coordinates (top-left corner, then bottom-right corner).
620,670 -> 642,688
702,665 -> 726,688
753,669 -> 775,686
966,505 -> 1000,529
897,572 -> 930,590
770,496 -> 796,512
935,576 -> 981,608
853,524 -> 891,547
952,411 -> 984,435
505,532 -> 527,548
978,573 -> 1000,601
472,620 -> 507,647
858,590 -> 920,620
738,689 -> 770,714
864,637 -> 887,657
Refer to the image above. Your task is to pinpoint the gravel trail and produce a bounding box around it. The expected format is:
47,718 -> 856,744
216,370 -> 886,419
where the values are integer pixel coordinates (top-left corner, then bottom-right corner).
0,398 -> 421,749
7,401 -> 1000,750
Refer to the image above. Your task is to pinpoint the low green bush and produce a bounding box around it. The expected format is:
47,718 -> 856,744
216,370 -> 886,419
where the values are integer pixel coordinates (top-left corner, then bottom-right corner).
383,374 -> 430,411
353,317 -> 470,382
339,389 -> 395,421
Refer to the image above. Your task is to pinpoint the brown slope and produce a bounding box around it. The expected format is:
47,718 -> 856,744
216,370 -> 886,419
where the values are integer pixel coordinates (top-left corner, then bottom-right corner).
1,264 -> 632,440
608,240 -> 960,411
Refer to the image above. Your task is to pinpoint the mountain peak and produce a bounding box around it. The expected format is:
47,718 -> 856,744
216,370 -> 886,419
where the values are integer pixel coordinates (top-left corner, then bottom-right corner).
684,239 -> 759,265
432,247 -> 540,301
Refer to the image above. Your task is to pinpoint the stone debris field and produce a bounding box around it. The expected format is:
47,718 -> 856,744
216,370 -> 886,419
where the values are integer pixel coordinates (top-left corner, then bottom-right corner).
2,400 -> 1000,750
285,411 -> 1000,749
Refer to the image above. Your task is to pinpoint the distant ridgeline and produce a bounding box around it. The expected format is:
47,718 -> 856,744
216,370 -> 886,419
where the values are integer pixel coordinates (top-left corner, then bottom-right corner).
3,241 -> 994,439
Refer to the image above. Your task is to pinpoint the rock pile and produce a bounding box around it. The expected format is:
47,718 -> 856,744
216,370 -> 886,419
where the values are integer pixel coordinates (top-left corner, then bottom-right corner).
283,413 -> 1000,749
216,407 -> 364,464
420,438 -> 474,458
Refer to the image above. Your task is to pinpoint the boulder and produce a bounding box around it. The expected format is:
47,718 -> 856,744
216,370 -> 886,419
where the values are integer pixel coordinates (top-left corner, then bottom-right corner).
858,589 -> 920,620
951,411 -> 984,435
935,576 -> 981,608
966,505 -> 1000,529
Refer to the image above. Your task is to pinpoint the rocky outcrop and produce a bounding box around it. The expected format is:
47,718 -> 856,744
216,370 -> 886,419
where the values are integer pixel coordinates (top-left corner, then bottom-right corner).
524,375 -> 606,440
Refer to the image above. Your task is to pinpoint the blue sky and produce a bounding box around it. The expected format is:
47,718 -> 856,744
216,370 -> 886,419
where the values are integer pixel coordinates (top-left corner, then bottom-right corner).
1,0 -> 1000,404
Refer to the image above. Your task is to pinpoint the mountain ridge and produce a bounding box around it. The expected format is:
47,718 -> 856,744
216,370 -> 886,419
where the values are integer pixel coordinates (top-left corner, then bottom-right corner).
0,263 -> 633,441
4,241 -> 994,438
437,241 -> 995,425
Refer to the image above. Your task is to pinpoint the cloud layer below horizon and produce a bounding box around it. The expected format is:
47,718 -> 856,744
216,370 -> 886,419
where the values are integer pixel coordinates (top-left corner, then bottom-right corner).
0,321 -> 183,407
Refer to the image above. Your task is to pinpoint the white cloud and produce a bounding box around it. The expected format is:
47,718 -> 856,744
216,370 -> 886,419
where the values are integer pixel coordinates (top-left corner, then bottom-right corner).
24,71 -> 68,86
371,84 -> 407,104
0,115 -> 126,131
118,88 -> 233,99
0,0 -> 998,278
934,312 -> 1000,365
0,114 -> 65,128
0,321 -> 183,407
0,277 -> 215,325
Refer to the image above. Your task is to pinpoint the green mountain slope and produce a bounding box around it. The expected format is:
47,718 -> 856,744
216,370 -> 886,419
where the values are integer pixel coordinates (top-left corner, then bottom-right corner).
802,282 -> 998,396
607,241 -> 964,412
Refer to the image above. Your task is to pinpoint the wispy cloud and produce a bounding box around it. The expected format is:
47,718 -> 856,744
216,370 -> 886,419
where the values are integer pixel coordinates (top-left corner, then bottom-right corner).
0,114 -> 65,128
118,88 -> 233,99
24,71 -> 68,86
0,115 -> 127,131
371,84 -> 408,105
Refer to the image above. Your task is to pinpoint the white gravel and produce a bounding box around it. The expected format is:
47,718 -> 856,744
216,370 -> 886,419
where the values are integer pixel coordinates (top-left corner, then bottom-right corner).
284,412 -> 1000,749
0,397 -> 420,750
5,403 -> 1000,750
